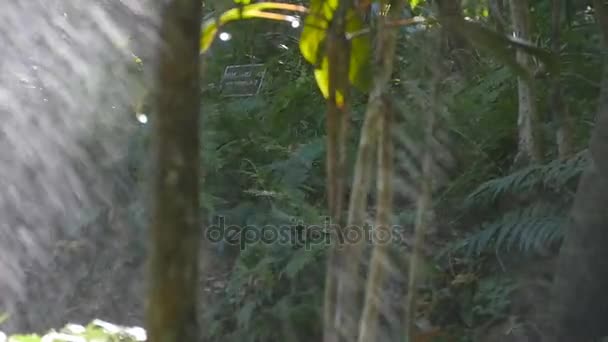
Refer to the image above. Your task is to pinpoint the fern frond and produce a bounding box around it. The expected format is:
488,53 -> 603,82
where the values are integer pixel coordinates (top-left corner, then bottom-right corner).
282,247 -> 321,279
443,203 -> 566,258
464,150 -> 588,208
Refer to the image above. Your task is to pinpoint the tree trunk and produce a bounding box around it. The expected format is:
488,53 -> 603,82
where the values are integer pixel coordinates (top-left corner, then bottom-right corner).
146,1 -> 203,342
548,99 -> 608,342
489,0 -> 507,32
333,0 -> 402,339
547,1 -> 608,341
550,0 -> 574,159
357,98 -> 393,342
436,0 -> 473,73
510,0 -> 543,165
323,0 -> 354,340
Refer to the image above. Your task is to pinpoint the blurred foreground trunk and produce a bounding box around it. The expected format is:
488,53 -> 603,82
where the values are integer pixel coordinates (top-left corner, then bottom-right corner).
146,1 -> 203,342
547,1 -> 608,341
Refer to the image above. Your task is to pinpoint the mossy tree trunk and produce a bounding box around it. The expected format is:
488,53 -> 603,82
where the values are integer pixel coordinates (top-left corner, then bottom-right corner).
146,1 -> 204,342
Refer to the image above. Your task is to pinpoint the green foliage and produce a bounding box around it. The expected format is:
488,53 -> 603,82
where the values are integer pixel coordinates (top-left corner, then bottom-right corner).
446,203 -> 566,257
199,27 -> 332,341
464,150 -> 587,209
201,0 -> 372,101
118,1 -> 607,341
442,13 -> 557,79
408,0 -> 423,9
3,320 -> 146,342
299,0 -> 371,102
441,151 -> 586,257
207,241 -> 325,342
201,2 -> 307,53
470,276 -> 517,323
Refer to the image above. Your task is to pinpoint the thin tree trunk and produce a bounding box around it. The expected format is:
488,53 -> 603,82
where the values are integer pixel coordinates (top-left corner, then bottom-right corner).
335,96 -> 378,342
357,97 -> 393,342
547,1 -> 608,341
550,0 -> 574,159
436,0 -> 473,73
146,2 -> 203,342
323,0 -> 353,340
489,0 -> 507,33
510,0 -> 543,165
334,0 -> 402,339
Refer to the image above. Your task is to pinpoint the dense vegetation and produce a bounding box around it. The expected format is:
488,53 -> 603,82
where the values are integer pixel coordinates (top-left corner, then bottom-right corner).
3,0 -> 608,342
181,1 -> 603,341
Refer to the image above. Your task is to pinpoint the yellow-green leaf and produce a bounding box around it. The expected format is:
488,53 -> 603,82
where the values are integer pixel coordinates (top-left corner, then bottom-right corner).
346,9 -> 371,92
201,21 -> 218,53
409,0 -> 422,9
314,57 -> 345,107
202,3 -> 309,53
301,3 -> 371,95
299,0 -> 336,65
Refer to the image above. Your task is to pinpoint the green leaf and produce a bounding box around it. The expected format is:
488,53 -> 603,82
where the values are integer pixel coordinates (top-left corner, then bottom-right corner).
299,0 -> 336,64
313,56 -> 345,104
237,302 -> 257,329
299,0 -> 336,102
409,0 -> 422,9
299,0 -> 371,98
283,248 -> 316,279
201,20 -> 219,52
293,138 -> 325,165
346,10 -> 371,92
202,3 -> 309,53
8,335 -> 41,342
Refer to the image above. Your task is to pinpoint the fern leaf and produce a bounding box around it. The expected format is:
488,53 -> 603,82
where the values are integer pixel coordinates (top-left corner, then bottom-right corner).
447,203 -> 566,257
237,302 -> 257,329
283,247 -> 317,279
464,150 -> 588,209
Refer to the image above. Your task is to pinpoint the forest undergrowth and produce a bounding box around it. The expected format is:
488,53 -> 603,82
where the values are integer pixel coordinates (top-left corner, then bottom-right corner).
2,1 -> 606,342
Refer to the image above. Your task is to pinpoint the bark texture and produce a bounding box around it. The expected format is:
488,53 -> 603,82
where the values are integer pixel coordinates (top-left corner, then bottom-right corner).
357,97 -> 393,342
436,0 -> 473,73
333,0 -> 402,340
146,1 -> 203,342
323,0 -> 353,340
550,0 -> 574,159
547,1 -> 608,341
510,0 -> 543,165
